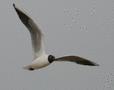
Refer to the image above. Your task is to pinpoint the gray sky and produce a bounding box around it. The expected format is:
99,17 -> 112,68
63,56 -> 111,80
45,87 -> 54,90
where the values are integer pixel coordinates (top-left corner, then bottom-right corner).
0,0 -> 114,90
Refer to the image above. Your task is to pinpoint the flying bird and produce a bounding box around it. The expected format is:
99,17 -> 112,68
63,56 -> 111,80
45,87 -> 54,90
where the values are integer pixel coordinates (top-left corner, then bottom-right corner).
13,4 -> 99,71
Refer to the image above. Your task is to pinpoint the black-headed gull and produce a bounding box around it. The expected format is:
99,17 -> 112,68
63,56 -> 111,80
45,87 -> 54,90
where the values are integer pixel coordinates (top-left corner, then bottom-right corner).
13,4 -> 99,71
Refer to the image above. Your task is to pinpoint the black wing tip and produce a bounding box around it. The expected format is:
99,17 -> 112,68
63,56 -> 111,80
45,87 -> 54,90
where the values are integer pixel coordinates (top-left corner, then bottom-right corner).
76,59 -> 100,66
13,3 -> 18,12
85,62 -> 100,66
13,3 -> 15,7
13,3 -> 29,22
13,3 -> 16,9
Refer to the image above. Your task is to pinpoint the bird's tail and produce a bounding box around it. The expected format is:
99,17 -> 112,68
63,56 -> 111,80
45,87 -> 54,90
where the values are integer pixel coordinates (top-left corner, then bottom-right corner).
23,65 -> 34,71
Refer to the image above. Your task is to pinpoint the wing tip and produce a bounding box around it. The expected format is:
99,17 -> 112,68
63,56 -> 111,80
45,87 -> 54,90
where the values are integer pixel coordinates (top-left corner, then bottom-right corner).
86,61 -> 99,66
13,3 -> 15,7
13,3 -> 17,10
13,3 -> 19,12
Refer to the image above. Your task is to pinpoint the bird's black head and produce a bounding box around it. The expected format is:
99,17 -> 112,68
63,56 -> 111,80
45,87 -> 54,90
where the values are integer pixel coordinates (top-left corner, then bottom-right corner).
48,55 -> 55,63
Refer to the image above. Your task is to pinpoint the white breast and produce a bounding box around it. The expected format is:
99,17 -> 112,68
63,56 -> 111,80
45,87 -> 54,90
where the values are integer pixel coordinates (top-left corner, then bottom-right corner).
24,54 -> 50,70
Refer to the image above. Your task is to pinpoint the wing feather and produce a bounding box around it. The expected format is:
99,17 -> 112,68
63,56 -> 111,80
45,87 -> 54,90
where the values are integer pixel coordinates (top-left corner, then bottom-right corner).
13,4 -> 44,59
55,56 -> 99,66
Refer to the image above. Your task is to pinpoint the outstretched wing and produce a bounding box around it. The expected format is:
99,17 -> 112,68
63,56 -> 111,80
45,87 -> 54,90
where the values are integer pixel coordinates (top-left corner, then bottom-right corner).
13,4 -> 45,59
55,56 -> 99,66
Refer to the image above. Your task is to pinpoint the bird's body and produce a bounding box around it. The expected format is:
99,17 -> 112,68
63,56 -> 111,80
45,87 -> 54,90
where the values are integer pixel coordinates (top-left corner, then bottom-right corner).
13,4 -> 99,71
24,54 -> 50,70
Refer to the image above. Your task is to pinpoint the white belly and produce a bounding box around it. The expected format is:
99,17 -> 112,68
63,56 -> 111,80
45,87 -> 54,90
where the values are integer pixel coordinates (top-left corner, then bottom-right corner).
31,58 -> 50,69
24,55 -> 50,70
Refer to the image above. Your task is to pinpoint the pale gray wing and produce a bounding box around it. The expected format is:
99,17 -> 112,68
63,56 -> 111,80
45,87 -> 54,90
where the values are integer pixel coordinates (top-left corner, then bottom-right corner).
55,56 -> 99,66
13,4 -> 45,59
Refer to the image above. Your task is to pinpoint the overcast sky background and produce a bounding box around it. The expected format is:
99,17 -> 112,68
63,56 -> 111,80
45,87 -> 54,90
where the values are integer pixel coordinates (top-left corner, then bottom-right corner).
0,0 -> 114,90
